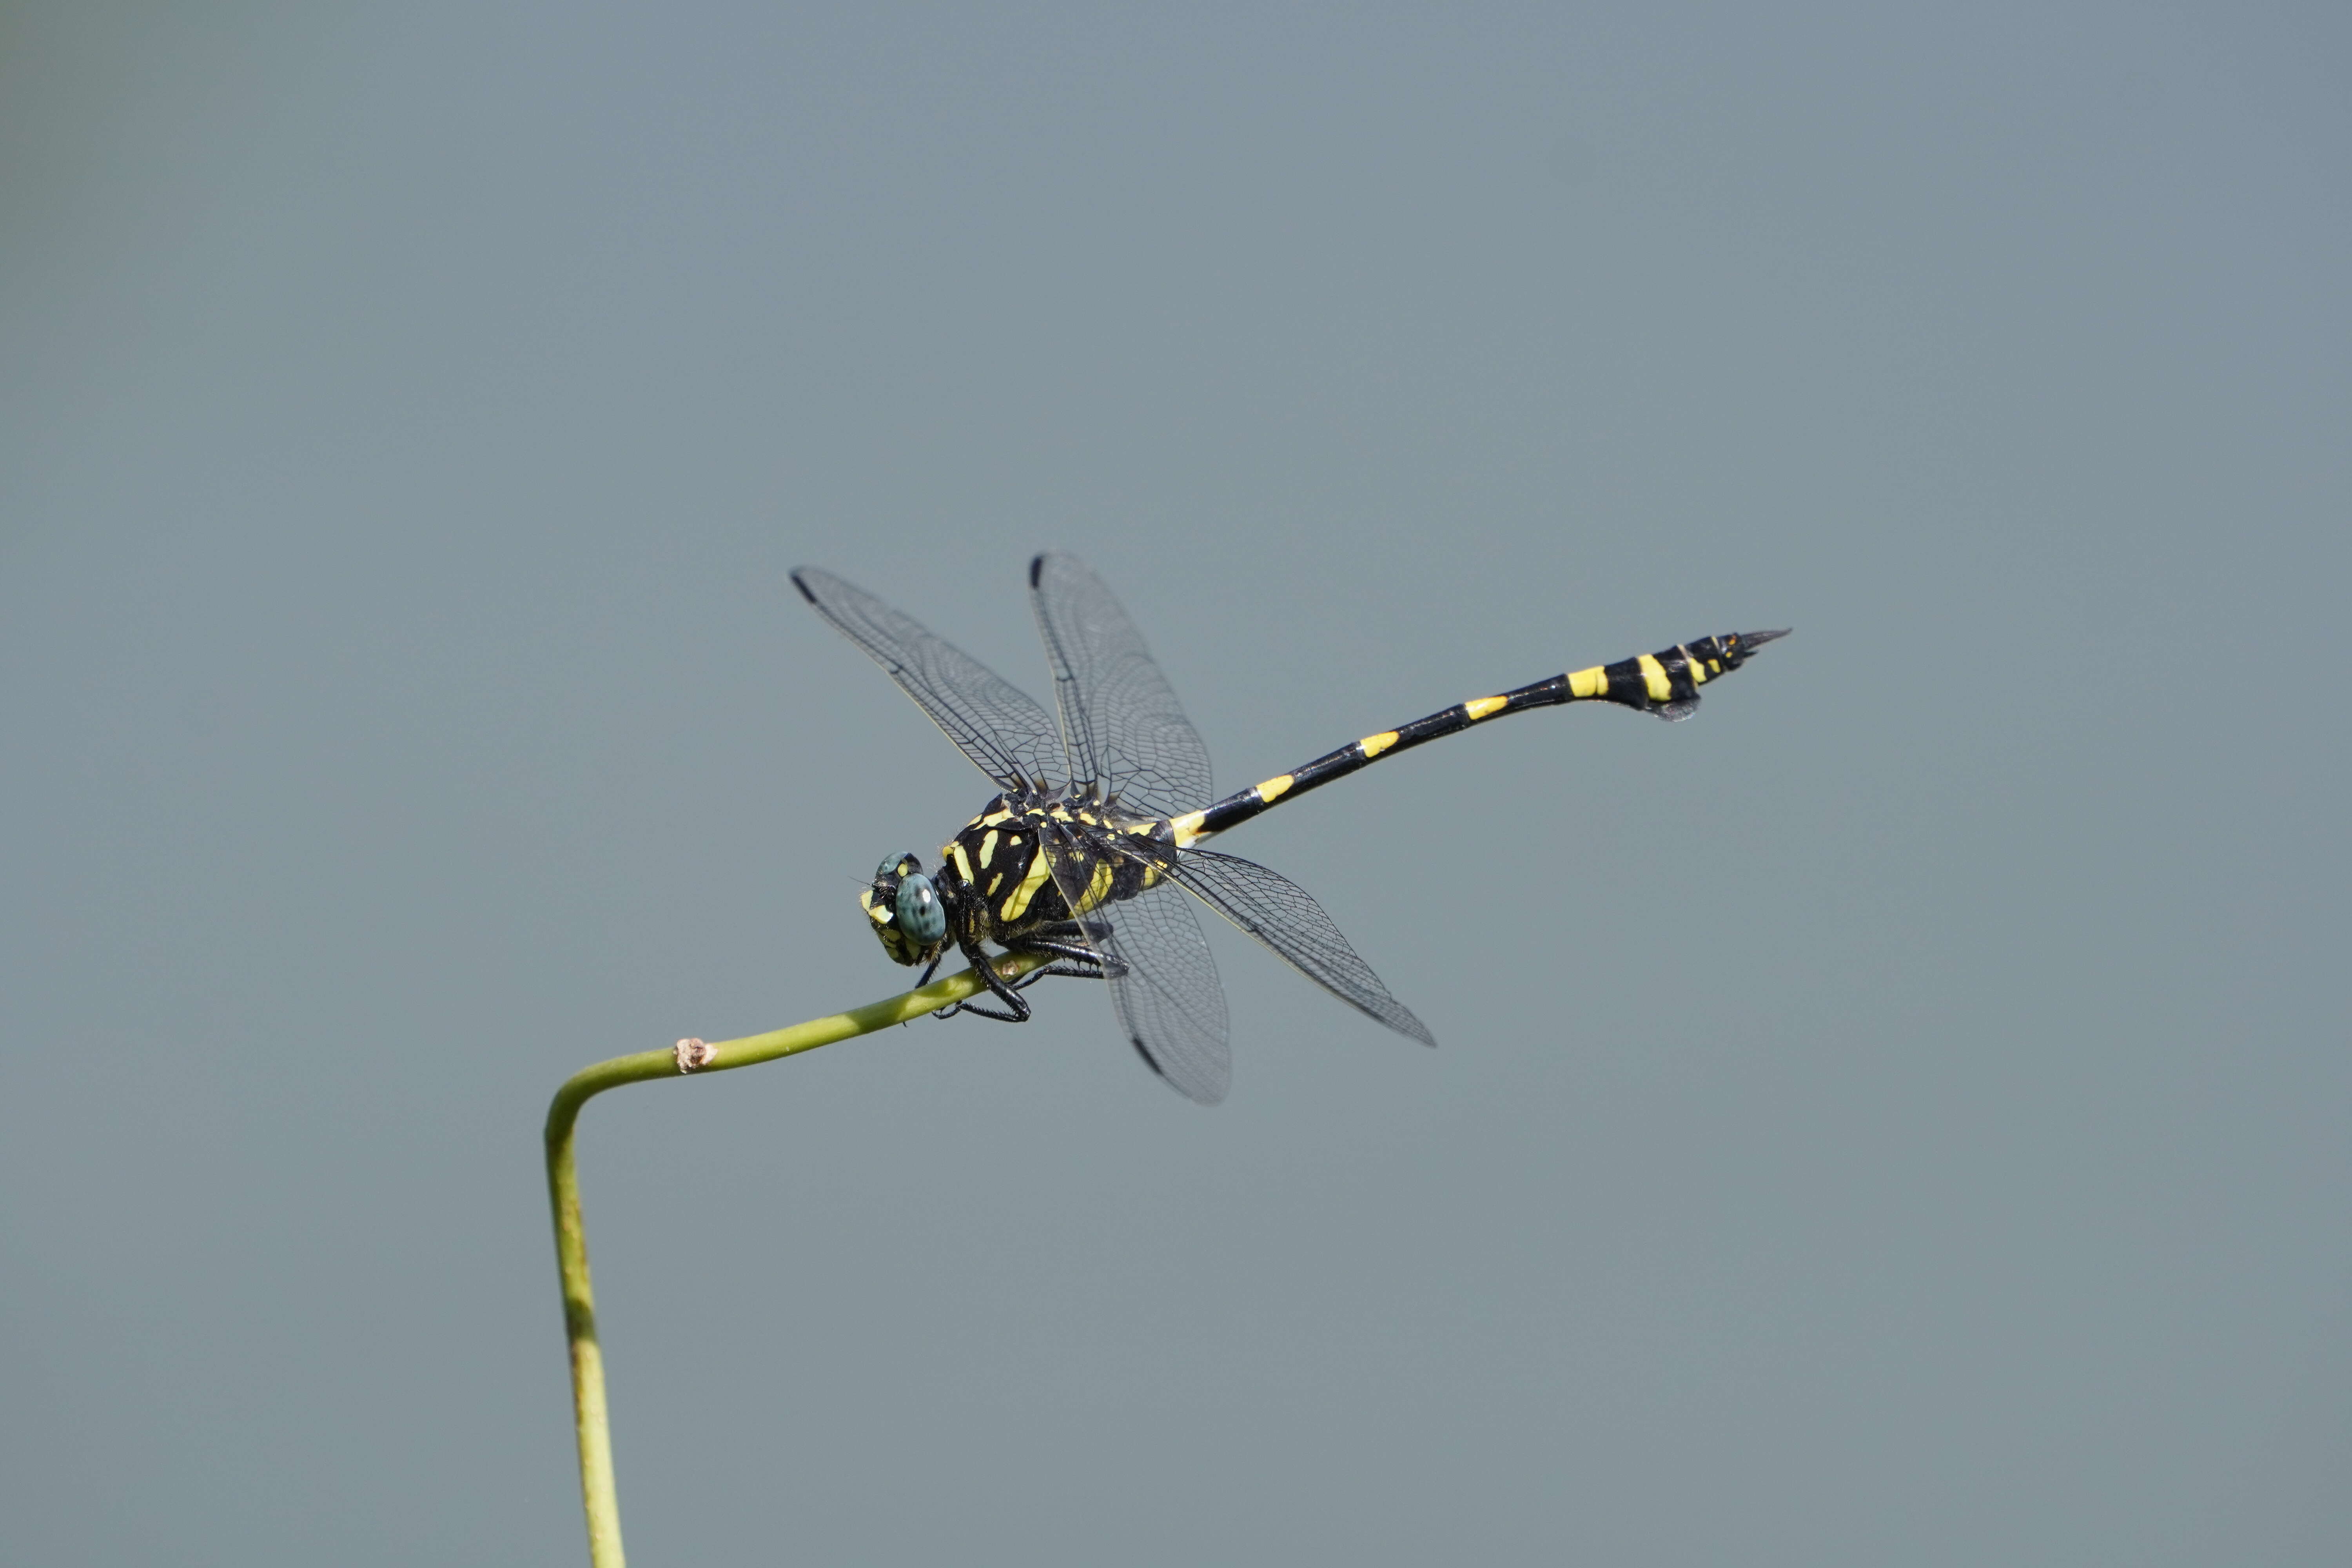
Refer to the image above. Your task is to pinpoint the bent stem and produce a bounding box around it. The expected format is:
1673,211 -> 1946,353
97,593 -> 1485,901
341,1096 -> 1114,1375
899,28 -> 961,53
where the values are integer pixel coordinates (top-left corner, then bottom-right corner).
543,953 -> 1049,1568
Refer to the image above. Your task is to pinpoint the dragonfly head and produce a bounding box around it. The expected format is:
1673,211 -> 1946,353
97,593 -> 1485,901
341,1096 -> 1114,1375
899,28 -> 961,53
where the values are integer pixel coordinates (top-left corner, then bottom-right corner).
859,853 -> 948,966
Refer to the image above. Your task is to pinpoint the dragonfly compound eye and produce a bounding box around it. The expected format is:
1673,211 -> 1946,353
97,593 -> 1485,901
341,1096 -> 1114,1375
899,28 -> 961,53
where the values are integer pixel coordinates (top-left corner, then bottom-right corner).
894,871 -> 947,946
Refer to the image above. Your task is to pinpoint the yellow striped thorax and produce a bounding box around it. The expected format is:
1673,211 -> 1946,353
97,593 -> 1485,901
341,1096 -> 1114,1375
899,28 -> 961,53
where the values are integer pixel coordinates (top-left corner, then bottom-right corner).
860,784 -> 1180,964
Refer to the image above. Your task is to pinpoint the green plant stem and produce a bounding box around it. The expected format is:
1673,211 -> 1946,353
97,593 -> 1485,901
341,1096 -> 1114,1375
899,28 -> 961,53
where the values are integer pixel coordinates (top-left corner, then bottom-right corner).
542,955 -> 1047,1568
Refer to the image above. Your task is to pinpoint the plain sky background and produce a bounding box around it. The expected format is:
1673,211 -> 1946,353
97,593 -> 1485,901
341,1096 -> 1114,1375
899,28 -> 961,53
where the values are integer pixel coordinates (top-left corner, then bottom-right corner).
4,4 -> 2347,1563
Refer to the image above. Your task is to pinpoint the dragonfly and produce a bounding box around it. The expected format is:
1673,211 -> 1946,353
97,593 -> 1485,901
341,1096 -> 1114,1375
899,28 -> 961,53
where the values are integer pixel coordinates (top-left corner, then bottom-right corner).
793,552 -> 1784,1104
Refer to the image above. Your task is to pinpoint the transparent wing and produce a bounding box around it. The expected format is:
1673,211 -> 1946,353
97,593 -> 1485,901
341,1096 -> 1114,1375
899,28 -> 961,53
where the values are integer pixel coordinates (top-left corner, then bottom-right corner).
1038,824 -> 1230,1105
1028,552 -> 1214,818
1169,849 -> 1436,1047
792,566 -> 1067,791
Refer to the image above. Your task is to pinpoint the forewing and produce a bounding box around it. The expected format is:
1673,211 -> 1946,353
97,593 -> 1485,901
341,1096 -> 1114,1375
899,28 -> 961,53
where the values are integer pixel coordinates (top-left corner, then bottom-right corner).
1038,824 -> 1230,1105
1028,552 -> 1213,817
792,566 -> 1066,791
1169,849 -> 1436,1047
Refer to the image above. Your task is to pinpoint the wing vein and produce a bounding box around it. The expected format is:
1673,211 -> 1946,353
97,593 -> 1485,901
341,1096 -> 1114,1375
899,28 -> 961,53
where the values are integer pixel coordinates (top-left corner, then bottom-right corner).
1168,849 -> 1435,1047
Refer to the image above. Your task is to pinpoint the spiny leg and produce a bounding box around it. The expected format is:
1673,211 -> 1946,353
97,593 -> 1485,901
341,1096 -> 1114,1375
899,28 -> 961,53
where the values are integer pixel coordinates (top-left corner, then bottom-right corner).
1005,920 -> 1130,984
935,924 -> 1127,1022
993,919 -> 1119,977
935,934 -> 1036,1023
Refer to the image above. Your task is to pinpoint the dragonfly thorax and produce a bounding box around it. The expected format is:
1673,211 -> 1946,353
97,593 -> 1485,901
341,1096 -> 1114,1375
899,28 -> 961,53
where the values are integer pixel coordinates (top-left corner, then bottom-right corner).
858,786 -> 1178,967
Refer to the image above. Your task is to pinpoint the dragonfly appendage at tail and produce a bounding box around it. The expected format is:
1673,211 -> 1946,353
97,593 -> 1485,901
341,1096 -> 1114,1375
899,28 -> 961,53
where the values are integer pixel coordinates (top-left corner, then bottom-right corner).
1573,627 -> 1791,720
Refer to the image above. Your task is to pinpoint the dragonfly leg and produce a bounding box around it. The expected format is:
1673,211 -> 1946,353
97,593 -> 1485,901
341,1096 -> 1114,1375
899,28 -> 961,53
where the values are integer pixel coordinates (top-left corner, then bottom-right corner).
900,953 -> 949,1027
1004,918 -> 1130,985
1005,938 -> 1119,985
935,927 -> 1131,1022
934,936 -> 1036,1024
1016,919 -> 1130,979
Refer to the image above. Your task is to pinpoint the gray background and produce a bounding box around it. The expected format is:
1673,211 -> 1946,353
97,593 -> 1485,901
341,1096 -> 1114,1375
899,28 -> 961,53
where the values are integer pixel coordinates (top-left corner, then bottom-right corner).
4,3 -> 2346,1563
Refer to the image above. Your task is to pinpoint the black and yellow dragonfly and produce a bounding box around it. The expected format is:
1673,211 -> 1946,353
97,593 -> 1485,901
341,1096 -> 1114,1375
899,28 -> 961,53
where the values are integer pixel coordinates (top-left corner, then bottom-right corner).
793,553 -> 1783,1104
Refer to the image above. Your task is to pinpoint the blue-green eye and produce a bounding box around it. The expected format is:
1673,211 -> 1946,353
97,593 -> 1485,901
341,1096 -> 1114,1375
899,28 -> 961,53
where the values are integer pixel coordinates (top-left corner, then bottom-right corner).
894,872 -> 946,945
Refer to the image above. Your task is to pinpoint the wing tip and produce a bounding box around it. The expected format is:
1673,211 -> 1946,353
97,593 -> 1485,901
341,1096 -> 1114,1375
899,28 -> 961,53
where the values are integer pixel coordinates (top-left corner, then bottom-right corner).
788,568 -> 821,604
1029,550 -> 1098,592
1132,1035 -> 1227,1105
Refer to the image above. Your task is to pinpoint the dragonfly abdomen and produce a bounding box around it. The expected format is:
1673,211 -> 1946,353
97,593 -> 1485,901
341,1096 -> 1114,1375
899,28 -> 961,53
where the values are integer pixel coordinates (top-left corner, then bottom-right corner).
1168,629 -> 1788,848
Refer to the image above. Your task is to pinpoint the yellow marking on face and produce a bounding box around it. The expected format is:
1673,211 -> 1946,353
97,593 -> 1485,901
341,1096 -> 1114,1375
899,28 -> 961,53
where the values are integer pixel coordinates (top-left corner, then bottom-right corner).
1360,730 -> 1399,758
1170,810 -> 1208,848
999,851 -> 1055,922
1569,665 -> 1608,699
1465,695 -> 1509,720
980,829 -> 1000,868
1681,646 -> 1707,684
1638,653 -> 1672,703
949,841 -> 976,884
1257,774 -> 1295,804
859,889 -> 890,924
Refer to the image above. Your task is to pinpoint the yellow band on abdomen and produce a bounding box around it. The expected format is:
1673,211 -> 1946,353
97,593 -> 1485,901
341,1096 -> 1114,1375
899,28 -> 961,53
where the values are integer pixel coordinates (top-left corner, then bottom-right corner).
1074,857 -> 1114,914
